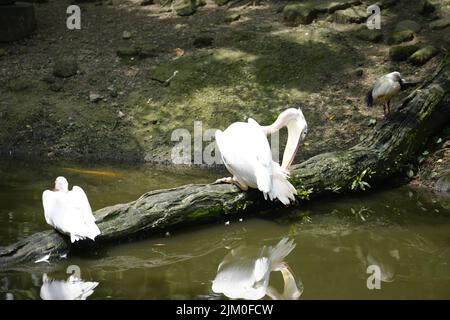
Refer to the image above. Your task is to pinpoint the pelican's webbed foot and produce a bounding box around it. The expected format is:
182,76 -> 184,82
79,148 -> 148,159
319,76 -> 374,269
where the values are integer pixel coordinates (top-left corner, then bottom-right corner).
214,177 -> 248,191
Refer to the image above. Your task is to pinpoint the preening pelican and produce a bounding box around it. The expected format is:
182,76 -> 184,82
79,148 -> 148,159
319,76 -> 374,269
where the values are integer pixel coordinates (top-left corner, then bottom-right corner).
40,273 -> 99,300
366,71 -> 417,117
215,108 -> 307,205
212,238 -> 301,300
42,176 -> 101,243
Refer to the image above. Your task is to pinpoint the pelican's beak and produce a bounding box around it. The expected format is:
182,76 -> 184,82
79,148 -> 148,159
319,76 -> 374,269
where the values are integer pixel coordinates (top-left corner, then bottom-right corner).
281,117 -> 306,171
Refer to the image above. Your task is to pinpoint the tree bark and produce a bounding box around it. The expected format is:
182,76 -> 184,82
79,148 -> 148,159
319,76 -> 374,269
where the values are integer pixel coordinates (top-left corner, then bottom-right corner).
1,58 -> 449,270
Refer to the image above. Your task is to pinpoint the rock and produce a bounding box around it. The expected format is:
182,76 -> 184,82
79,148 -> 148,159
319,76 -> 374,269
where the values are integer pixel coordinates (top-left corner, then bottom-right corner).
140,0 -> 153,5
89,93 -> 103,103
387,29 -> 414,45
430,18 -> 450,30
214,0 -> 229,5
417,0 -> 435,16
355,28 -> 383,43
332,5 -> 369,24
389,44 -> 419,61
172,0 -> 204,16
408,46 -> 438,66
116,47 -> 139,58
225,13 -> 240,23
394,20 -> 422,33
107,85 -> 118,97
0,2 -> 37,42
137,44 -> 159,58
282,3 -> 318,26
315,0 -> 361,14
53,56 -> 78,78
434,173 -> 450,193
122,31 -> 131,39
193,36 -> 213,48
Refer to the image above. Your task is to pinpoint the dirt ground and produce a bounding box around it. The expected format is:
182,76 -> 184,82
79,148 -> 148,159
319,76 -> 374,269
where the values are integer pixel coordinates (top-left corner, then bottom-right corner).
0,0 -> 449,189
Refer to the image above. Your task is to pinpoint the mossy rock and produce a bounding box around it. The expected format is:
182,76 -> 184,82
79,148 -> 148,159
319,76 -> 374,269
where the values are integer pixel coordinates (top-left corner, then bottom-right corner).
408,46 -> 438,66
355,28 -> 383,43
173,0 -> 204,16
136,44 -> 159,58
116,47 -> 139,58
430,18 -> 450,30
117,45 -> 159,59
389,44 -> 420,61
394,20 -> 422,33
387,29 -> 414,45
214,0 -> 229,6
332,5 -> 369,24
52,56 -> 78,78
282,3 -> 318,26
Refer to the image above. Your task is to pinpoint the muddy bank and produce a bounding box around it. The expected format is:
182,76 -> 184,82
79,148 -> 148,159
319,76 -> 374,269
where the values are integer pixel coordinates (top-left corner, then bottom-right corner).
0,0 -> 449,167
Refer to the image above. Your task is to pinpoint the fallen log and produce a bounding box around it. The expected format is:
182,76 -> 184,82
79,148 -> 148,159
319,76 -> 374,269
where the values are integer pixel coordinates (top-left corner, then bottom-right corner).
1,58 -> 449,269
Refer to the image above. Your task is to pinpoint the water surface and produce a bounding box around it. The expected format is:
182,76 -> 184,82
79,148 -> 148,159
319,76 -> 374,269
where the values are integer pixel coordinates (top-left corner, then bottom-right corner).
0,160 -> 449,300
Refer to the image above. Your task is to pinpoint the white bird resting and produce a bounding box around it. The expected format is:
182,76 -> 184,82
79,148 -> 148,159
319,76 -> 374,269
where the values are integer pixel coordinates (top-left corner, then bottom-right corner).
212,238 -> 302,300
42,176 -> 101,243
40,273 -> 99,300
215,107 -> 308,205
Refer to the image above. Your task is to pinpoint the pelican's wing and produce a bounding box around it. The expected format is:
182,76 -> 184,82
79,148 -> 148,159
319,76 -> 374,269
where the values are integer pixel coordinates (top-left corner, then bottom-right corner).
42,190 -> 57,226
71,186 -> 95,223
70,186 -> 101,240
217,122 -> 273,193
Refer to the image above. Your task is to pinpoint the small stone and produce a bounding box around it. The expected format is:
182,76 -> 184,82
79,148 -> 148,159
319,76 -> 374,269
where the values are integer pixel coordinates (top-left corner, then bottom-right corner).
89,93 -> 103,103
193,36 -> 213,48
408,46 -> 438,66
389,44 -> 420,61
122,31 -> 132,39
140,0 -> 153,5
388,29 -> 415,45
53,56 -> 78,78
429,18 -> 450,30
395,20 -> 422,33
173,0 -> 204,16
117,110 -> 125,118
116,47 -> 139,58
225,13 -> 240,23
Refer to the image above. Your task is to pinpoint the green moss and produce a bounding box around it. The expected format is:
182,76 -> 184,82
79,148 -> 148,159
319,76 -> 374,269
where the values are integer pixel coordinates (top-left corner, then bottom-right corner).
187,205 -> 223,219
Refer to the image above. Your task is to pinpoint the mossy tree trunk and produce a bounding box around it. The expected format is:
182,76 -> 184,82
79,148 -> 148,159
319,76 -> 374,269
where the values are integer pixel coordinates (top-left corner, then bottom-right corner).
1,59 -> 450,270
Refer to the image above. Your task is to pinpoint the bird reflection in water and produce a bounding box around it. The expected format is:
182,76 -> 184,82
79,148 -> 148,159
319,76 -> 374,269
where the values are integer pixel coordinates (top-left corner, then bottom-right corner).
212,238 -> 303,300
40,273 -> 99,300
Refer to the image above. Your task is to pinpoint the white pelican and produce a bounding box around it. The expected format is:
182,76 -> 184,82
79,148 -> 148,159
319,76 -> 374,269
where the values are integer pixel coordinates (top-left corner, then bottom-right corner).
42,176 -> 101,243
215,108 -> 307,205
366,71 -> 417,117
40,273 -> 99,300
212,238 -> 301,300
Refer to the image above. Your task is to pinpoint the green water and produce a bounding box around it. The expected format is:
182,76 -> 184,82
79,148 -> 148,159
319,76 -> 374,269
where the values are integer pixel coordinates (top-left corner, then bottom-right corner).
0,160 -> 450,300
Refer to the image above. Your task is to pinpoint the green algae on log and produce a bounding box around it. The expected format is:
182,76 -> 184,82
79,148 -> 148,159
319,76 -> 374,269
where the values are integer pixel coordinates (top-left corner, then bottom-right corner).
1,59 -> 450,269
